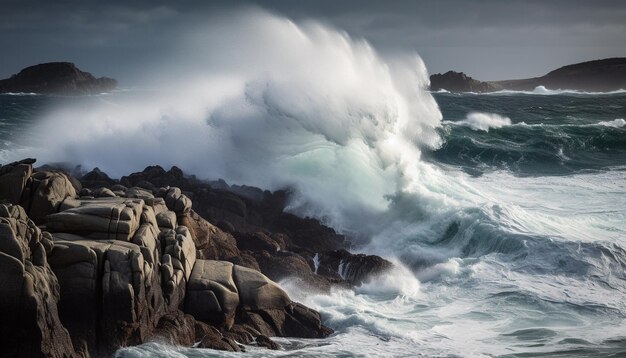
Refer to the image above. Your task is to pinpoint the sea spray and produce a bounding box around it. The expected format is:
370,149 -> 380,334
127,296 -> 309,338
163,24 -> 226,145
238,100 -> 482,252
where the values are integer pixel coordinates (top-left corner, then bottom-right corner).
15,8 -> 444,242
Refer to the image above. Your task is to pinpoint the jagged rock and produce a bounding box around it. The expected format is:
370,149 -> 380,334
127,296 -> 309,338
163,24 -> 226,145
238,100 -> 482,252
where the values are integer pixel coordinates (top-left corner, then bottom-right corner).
318,249 -> 393,286
184,260 -> 240,329
0,204 -> 79,357
46,197 -> 144,241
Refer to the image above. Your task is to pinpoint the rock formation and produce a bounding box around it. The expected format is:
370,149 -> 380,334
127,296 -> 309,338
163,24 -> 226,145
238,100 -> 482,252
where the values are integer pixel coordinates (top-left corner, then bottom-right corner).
429,71 -> 498,93
0,62 -> 117,95
430,57 -> 626,93
0,158 -> 393,357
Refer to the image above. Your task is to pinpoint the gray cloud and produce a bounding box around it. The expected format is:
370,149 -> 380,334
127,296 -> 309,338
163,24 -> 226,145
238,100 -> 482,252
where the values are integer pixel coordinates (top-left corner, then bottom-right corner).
1,0 -> 624,81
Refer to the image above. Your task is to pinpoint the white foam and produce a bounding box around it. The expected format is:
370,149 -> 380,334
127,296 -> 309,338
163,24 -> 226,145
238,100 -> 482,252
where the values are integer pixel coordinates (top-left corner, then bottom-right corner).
452,112 -> 512,132
598,118 -> 626,128
483,86 -> 626,96
15,8 -> 443,240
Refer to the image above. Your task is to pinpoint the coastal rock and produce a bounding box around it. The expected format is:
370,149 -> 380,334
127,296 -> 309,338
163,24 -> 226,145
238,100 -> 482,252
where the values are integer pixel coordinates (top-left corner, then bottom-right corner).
238,302 -> 332,339
49,237 -> 165,357
0,204 -> 79,358
184,260 -> 240,329
80,167 -> 116,188
0,62 -> 117,95
316,249 -> 393,285
233,264 -> 291,310
180,209 -> 240,260
0,159 -> 33,204
45,197 -> 144,241
160,226 -> 197,309
160,187 -> 192,215
430,71 -> 498,93
26,170 -> 78,224
148,310 -> 197,347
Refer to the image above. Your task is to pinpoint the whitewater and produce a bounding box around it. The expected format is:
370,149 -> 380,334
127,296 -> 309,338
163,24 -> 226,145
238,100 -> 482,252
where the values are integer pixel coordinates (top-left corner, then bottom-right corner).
1,9 -> 625,357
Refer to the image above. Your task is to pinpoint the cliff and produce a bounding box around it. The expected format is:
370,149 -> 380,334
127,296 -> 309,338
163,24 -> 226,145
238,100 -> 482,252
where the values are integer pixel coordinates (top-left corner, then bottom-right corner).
0,62 -> 117,95
430,57 -> 626,93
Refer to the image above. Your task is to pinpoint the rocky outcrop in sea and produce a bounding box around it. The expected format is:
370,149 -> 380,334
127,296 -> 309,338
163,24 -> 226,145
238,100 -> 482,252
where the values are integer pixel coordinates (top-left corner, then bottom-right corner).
430,57 -> 626,93
0,158 -> 391,357
0,62 -> 117,95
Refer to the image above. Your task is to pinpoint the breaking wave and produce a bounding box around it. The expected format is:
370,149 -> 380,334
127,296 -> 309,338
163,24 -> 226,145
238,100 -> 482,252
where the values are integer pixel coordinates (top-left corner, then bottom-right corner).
447,112 -> 511,131
2,7 -> 626,357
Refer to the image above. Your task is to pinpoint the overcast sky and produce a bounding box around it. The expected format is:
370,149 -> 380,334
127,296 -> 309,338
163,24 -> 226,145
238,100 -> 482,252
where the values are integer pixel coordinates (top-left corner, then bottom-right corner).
1,0 -> 624,82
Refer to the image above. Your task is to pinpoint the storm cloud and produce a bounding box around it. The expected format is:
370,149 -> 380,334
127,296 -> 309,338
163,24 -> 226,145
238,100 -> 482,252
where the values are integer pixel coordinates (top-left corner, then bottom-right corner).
1,0 -> 624,81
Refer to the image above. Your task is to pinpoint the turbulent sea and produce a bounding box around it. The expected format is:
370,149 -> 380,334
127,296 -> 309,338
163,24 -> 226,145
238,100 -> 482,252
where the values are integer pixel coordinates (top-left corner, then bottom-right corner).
2,12 -> 626,358
2,89 -> 625,357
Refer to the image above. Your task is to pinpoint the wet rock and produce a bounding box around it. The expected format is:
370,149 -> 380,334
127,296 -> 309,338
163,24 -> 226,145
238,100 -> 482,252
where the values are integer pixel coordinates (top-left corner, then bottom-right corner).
318,249 -> 393,286
148,310 -> 196,347
256,334 -> 280,350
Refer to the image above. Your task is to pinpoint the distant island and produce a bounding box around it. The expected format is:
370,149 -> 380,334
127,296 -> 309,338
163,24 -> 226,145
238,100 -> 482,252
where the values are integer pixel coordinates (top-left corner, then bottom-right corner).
0,62 -> 117,95
430,57 -> 626,93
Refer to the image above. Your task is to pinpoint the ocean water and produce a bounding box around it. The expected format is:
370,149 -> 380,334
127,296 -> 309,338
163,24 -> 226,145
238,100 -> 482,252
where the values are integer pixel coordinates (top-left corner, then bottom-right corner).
2,10 -> 626,358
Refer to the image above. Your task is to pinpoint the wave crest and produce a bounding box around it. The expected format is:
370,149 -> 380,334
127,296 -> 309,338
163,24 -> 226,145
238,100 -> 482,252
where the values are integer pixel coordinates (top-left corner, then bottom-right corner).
453,112 -> 512,132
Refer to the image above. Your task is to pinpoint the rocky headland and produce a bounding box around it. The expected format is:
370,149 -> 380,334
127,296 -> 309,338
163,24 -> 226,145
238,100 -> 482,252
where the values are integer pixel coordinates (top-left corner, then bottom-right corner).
0,62 -> 117,95
430,57 -> 626,93
0,158 -> 391,357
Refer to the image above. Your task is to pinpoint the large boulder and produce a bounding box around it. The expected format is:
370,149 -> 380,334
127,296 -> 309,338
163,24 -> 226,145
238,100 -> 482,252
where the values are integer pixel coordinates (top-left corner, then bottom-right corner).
45,197 -> 144,241
232,264 -> 291,311
25,170 -> 78,224
0,158 -> 34,204
0,204 -> 79,357
184,260 -> 239,329
49,237 -> 165,357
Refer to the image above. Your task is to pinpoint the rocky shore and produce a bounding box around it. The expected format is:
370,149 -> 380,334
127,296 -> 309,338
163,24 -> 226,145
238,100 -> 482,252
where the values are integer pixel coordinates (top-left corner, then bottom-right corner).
0,158 -> 391,357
